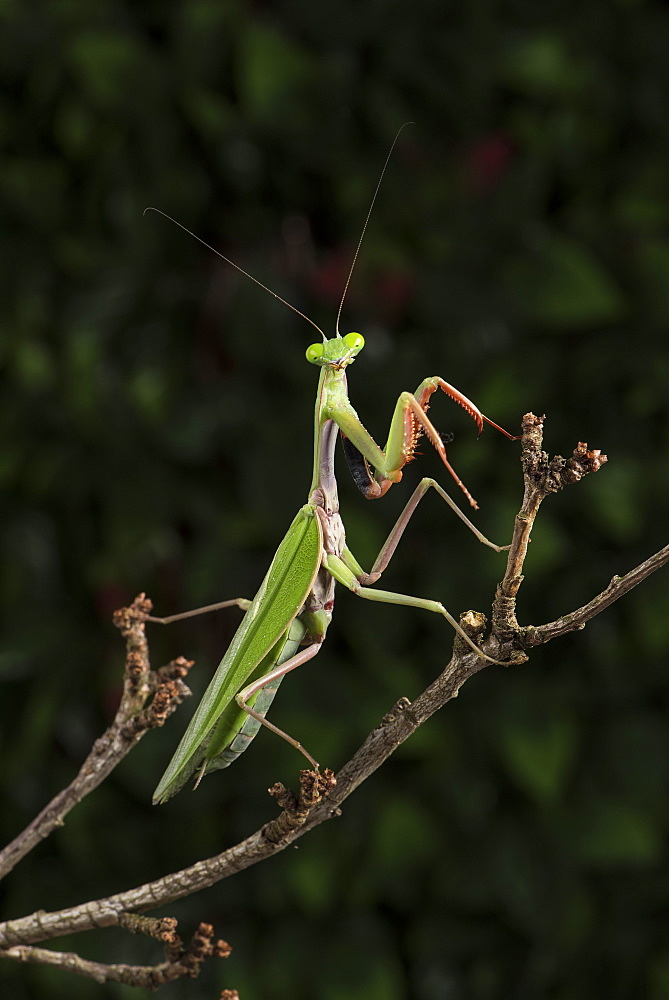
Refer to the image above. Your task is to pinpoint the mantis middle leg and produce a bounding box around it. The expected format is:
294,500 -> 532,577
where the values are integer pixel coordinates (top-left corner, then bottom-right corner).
341,476 -> 509,588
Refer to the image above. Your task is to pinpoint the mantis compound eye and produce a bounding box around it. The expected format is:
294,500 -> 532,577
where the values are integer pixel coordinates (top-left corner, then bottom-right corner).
343,332 -> 365,352
306,343 -> 324,364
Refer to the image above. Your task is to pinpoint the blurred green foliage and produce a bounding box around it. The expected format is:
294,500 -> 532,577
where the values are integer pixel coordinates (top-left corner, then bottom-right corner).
1,1 -> 668,998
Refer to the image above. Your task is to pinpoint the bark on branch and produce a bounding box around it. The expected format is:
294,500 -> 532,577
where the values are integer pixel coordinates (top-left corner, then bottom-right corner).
0,595 -> 194,881
0,922 -> 232,988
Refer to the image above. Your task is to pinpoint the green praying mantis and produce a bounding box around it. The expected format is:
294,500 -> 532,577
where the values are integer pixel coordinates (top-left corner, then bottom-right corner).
148,137 -> 517,804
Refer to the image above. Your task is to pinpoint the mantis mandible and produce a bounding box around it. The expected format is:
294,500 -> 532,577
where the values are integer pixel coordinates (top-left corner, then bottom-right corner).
148,134 -> 516,804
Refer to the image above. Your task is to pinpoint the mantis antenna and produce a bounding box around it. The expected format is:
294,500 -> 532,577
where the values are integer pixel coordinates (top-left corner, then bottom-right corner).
334,121 -> 415,338
143,207 -> 327,342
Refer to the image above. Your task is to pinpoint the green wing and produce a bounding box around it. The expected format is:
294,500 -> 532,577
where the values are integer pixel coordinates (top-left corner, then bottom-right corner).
153,504 -> 322,803
202,616 -> 307,772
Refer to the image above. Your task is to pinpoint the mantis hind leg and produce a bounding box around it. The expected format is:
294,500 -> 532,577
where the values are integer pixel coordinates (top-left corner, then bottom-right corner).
235,641 -> 324,770
325,553 -> 507,666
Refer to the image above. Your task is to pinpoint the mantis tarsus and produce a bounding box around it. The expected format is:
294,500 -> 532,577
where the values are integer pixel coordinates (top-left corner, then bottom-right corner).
148,136 -> 517,804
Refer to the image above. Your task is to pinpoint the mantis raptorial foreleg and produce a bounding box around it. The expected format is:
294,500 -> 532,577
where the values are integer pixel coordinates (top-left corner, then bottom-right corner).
339,375 -> 518,509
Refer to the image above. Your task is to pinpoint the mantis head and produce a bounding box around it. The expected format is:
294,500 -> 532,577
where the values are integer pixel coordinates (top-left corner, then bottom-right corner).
306,333 -> 365,370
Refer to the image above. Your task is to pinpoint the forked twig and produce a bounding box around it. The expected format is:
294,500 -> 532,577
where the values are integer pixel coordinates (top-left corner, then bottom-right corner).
0,596 -> 193,881
0,921 -> 232,987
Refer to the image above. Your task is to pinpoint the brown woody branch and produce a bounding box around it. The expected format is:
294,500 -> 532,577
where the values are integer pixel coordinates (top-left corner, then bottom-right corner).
521,542 -> 669,645
491,413 -> 668,648
0,595 -> 194,881
0,641 -> 504,949
1,414 -> 667,990
1,921 -> 232,987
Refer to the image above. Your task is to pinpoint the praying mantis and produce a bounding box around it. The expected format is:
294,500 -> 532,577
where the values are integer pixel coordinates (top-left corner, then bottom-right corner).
148,136 -> 517,804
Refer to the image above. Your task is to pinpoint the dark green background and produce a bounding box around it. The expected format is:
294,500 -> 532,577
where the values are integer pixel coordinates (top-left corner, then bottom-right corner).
2,2 -> 668,998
